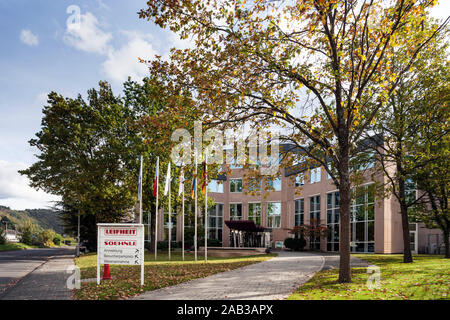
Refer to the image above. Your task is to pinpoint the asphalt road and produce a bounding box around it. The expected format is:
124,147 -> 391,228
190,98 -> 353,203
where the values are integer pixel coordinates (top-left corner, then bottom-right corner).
0,247 -> 75,297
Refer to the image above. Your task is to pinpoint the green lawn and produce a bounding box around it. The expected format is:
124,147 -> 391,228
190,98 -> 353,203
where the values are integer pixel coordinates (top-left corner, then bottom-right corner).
75,250 -> 276,300
288,254 -> 449,300
0,242 -> 38,251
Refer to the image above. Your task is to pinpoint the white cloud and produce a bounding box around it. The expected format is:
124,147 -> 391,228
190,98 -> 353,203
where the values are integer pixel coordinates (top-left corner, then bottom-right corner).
101,33 -> 157,84
20,29 -> 39,46
0,160 -> 60,210
63,12 -> 112,54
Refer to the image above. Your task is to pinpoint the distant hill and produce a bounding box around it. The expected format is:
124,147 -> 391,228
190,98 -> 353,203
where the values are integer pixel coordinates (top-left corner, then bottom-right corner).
0,206 -> 63,234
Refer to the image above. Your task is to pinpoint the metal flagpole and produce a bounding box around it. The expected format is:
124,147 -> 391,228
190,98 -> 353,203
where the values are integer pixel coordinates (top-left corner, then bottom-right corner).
154,157 -> 159,261
180,167 -> 185,261
139,155 -> 143,224
168,172 -> 171,261
194,155 -> 198,261
204,152 -> 208,262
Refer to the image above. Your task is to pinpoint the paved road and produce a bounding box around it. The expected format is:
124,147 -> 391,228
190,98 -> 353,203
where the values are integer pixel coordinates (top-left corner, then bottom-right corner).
0,247 -> 75,300
134,251 -> 326,300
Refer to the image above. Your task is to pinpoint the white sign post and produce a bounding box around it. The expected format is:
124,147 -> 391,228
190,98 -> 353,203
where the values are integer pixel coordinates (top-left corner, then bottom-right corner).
97,223 -> 145,286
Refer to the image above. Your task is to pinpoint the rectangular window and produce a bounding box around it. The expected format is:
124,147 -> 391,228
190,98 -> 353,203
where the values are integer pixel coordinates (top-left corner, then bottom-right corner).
309,195 -> 321,250
267,177 -> 282,191
248,203 -> 261,225
208,179 -> 224,193
295,174 -> 304,187
294,199 -> 304,226
267,202 -> 281,228
310,167 -> 321,183
208,203 -> 223,242
229,179 -> 243,193
229,203 -> 242,220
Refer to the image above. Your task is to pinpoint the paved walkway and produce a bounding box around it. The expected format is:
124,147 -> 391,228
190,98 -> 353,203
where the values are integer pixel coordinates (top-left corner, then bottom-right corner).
0,248 -> 75,300
134,251 -> 325,300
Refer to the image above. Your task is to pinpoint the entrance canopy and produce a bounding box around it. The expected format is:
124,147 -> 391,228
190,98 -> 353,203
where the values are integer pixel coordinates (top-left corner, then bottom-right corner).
225,220 -> 266,233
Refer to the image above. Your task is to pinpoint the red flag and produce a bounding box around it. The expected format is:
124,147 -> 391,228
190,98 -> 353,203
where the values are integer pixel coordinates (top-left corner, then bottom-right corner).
152,157 -> 159,197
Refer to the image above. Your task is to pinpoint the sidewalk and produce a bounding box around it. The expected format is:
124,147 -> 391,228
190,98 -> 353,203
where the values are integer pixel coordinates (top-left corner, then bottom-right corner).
0,250 -> 75,300
134,251 -> 325,300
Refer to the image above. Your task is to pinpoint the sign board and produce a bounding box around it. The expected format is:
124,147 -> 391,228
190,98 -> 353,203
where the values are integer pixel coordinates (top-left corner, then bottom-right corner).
97,223 -> 145,285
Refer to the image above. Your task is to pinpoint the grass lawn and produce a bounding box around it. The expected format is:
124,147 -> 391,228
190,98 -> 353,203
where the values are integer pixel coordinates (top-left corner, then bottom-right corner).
0,242 -> 38,251
288,254 -> 450,300
75,250 -> 276,300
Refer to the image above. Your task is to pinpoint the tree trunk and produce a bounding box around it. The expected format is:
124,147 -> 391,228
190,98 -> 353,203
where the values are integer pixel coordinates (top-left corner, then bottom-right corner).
397,169 -> 413,263
443,230 -> 450,259
338,146 -> 351,283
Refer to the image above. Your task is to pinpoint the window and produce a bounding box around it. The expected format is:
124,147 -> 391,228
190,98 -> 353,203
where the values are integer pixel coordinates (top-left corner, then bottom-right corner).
208,179 -> 224,193
326,162 -> 332,179
267,177 -> 282,191
248,203 -> 261,225
309,195 -> 321,250
208,203 -> 223,242
326,192 -> 340,252
267,202 -> 281,228
248,179 -> 262,192
295,174 -> 304,187
310,167 -> 321,183
229,203 -> 242,220
294,199 -> 304,226
229,179 -> 243,193
405,178 -> 417,205
164,210 -> 176,241
348,184 -> 375,253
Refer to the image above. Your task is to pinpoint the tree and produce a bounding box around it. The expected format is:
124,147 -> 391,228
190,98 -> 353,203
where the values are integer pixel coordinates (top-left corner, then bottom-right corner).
365,23 -> 449,262
139,0 -> 447,282
21,220 -> 34,246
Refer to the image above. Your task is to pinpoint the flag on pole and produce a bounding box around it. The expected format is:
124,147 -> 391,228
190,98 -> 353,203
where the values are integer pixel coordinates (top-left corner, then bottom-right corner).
178,168 -> 184,196
164,162 -> 171,196
201,161 -> 207,194
152,157 -> 159,197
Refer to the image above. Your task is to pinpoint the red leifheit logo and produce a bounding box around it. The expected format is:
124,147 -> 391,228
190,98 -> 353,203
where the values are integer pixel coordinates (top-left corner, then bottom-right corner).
104,228 -> 137,236
104,241 -> 137,246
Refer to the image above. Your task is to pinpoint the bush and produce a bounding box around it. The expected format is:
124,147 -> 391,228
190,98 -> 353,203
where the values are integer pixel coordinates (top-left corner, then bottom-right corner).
21,222 -> 34,246
0,229 -> 6,245
284,236 -> 306,251
36,229 -> 56,247
53,234 -> 63,246
157,241 -> 181,250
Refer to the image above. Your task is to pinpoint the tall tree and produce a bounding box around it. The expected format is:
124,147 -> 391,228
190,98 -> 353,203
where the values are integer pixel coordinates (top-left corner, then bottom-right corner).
139,0 -> 447,282
365,23 -> 449,262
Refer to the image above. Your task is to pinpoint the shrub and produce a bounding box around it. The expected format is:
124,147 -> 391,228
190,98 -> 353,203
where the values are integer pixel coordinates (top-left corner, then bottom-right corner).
36,229 -> 56,247
0,229 -> 6,245
284,236 -> 306,251
21,221 -> 34,246
53,234 -> 63,246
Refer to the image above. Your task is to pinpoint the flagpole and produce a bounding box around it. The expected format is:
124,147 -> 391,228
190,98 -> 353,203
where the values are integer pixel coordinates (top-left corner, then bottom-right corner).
139,155 -> 143,224
168,168 -> 171,261
182,168 -> 185,261
204,152 -> 208,262
154,157 -> 159,261
194,156 -> 198,262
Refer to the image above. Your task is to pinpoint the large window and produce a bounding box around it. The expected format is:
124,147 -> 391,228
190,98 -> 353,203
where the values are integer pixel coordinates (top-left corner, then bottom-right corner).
229,203 -> 242,220
326,192 -> 340,252
229,179 -> 243,193
267,202 -> 281,228
267,177 -> 282,191
208,180 -> 224,193
350,184 -> 375,253
248,203 -> 261,225
309,195 -> 321,250
310,167 -> 321,183
295,174 -> 304,187
294,199 -> 304,226
208,203 -> 223,242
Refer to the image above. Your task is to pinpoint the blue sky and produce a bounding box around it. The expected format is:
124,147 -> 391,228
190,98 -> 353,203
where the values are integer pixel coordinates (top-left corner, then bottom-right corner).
0,1 -> 448,210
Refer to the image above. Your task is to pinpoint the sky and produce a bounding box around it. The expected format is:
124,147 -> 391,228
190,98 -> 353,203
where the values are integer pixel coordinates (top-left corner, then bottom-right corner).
0,1 -> 448,210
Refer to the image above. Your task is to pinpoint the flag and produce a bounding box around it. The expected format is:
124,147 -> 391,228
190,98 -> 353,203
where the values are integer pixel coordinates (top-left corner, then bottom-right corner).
138,155 -> 143,201
164,162 -> 171,196
178,168 -> 184,196
201,161 -> 207,194
191,173 -> 196,199
152,157 -> 159,197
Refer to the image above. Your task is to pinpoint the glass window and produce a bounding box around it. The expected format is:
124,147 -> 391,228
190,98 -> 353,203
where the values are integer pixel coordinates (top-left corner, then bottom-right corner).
326,191 -> 339,252
267,177 -> 282,191
267,202 -> 281,228
310,167 -> 321,183
208,179 -> 224,193
294,199 -> 304,226
208,203 -> 223,241
248,179 -> 262,192
295,174 -> 304,187
248,203 -> 261,225
229,203 -> 242,220
309,195 -> 321,250
229,179 -> 243,193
